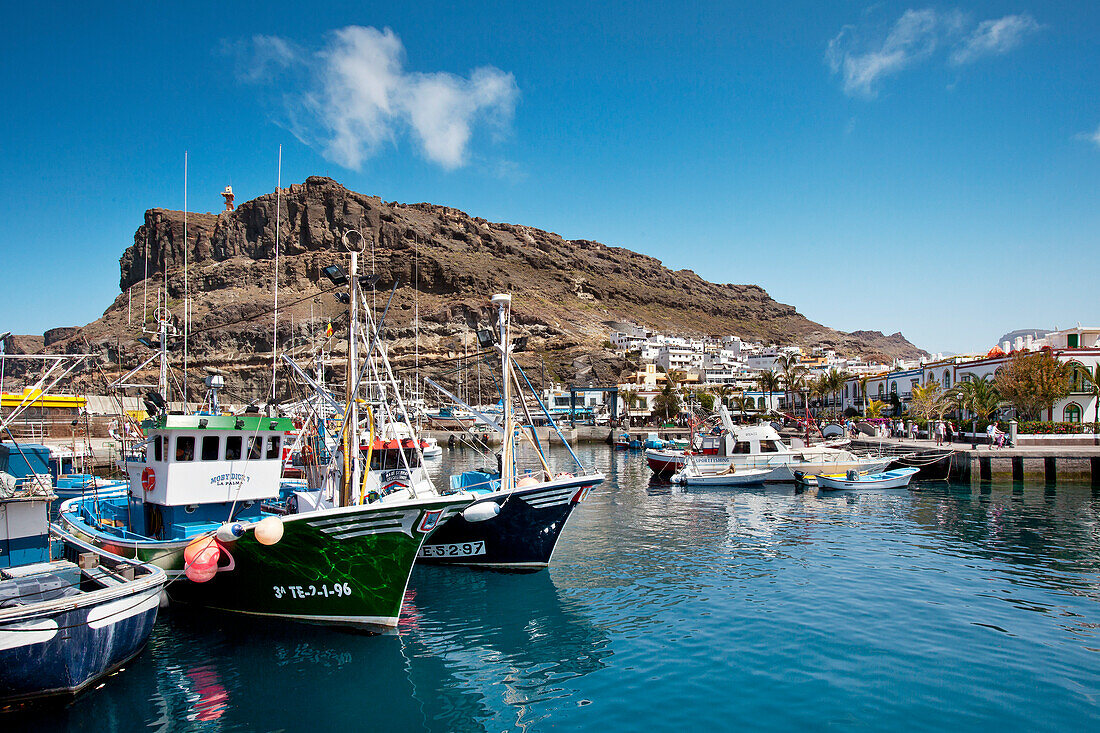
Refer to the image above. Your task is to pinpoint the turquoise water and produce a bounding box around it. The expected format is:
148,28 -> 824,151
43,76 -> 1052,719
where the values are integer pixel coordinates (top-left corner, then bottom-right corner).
8,446 -> 1100,731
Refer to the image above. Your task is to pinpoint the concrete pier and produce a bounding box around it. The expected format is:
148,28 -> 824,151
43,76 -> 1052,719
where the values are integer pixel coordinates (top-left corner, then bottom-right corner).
854,437 -> 1100,483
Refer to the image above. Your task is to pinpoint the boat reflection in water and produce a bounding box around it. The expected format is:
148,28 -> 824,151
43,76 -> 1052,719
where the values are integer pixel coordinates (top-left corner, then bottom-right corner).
401,567 -> 612,732
3,568 -> 609,732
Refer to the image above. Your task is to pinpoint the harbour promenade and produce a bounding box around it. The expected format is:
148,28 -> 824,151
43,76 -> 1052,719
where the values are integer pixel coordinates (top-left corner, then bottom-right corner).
851,436 -> 1100,484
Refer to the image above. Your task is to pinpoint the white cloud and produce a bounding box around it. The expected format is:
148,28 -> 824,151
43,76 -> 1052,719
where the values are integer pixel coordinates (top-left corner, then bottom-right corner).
826,9 -> 944,97
241,26 -> 518,170
1082,123 -> 1100,150
827,9 -> 1041,97
951,14 -> 1040,64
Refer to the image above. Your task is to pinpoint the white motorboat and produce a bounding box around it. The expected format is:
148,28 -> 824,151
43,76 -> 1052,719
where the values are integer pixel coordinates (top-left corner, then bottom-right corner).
647,406 -> 892,481
815,467 -> 920,491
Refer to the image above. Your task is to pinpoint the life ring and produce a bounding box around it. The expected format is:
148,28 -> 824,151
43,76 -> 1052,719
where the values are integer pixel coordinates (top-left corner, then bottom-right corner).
141,467 -> 156,493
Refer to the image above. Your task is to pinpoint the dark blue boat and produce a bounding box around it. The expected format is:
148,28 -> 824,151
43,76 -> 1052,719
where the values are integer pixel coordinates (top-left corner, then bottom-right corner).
0,488 -> 166,706
418,470 -> 600,569
417,293 -> 605,571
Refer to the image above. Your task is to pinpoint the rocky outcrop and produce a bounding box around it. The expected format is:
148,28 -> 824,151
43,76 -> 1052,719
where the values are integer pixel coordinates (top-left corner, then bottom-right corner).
34,176 -> 923,399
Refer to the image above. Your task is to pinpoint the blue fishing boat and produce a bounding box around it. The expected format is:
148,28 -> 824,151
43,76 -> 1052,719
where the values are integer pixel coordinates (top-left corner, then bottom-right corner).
0,486 -> 166,705
0,442 -> 127,502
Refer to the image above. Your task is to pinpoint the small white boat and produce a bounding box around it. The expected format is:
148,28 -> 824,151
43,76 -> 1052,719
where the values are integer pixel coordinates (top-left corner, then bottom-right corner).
670,464 -> 782,486
815,467 -> 920,491
420,436 -> 443,458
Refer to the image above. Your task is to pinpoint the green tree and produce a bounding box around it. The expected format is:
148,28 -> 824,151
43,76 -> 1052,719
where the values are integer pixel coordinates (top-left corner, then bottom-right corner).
910,380 -> 953,425
777,354 -> 806,414
652,381 -> 681,422
949,375 -> 1001,448
866,399 -> 885,419
810,374 -> 829,413
732,394 -> 751,419
993,351 -> 1072,420
858,376 -> 869,417
697,391 -> 715,412
825,367 -> 849,419
618,387 -> 639,427
712,384 -> 732,409
756,371 -> 781,395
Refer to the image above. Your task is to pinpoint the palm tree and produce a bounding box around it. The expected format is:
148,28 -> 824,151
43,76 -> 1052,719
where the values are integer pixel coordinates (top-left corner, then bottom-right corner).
866,399 -> 885,419
665,369 -> 686,388
949,375 -> 1001,448
652,380 -> 681,423
777,354 -> 805,415
825,367 -> 849,419
787,372 -> 806,415
858,376 -> 870,417
756,371 -> 781,413
712,384 -> 732,411
619,387 -> 639,428
811,374 -> 829,415
732,395 -> 751,420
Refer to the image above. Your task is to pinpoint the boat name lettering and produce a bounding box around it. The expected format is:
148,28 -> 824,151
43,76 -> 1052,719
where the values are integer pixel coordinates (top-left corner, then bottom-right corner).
273,582 -> 353,600
210,473 -> 251,487
380,469 -> 410,483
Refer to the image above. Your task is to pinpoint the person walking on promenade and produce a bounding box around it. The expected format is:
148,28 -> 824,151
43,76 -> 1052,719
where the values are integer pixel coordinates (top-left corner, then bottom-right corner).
945,421 -> 954,444
933,420 -> 944,446
986,421 -> 998,449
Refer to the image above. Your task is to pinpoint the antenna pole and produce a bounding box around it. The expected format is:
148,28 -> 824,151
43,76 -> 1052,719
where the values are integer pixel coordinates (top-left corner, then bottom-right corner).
183,151 -> 189,406
271,144 -> 282,403
495,295 -> 514,493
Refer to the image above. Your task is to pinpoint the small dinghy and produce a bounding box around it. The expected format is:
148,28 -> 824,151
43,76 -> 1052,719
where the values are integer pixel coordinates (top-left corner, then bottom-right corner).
0,486 -> 167,705
814,467 -> 920,491
670,464 -> 781,486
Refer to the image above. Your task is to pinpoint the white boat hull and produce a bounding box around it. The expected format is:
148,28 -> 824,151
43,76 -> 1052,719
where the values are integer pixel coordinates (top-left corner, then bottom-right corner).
672,466 -> 783,486
651,450 -> 892,482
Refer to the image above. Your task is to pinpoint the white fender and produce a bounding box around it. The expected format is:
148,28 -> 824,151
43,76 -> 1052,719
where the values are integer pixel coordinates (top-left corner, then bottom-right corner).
463,502 -> 501,523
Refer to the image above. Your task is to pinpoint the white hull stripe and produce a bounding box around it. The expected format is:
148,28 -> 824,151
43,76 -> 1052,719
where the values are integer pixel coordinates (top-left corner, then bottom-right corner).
523,488 -> 578,508
526,496 -> 575,508
327,528 -> 406,540
320,519 -> 404,535
308,512 -> 408,529
520,487 -> 575,502
86,591 -> 160,629
0,618 -> 58,651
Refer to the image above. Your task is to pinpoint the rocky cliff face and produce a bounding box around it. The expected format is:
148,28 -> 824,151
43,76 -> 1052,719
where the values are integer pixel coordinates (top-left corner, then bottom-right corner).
28,176 -> 925,399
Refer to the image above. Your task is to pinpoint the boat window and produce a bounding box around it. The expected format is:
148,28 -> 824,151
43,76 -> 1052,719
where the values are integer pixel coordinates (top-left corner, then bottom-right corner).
175,436 -> 195,462
154,435 -> 163,462
732,442 -> 751,454
759,440 -> 779,453
248,437 -> 262,460
266,436 -> 281,460
225,436 -> 242,460
201,435 -> 220,461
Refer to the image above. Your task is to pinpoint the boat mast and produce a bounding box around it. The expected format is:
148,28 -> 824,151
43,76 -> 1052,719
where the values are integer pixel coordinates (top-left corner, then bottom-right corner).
493,294 -> 514,492
271,144 -> 282,403
341,230 -> 363,507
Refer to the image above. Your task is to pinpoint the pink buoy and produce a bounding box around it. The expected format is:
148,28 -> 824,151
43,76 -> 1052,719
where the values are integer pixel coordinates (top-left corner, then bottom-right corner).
184,536 -> 221,583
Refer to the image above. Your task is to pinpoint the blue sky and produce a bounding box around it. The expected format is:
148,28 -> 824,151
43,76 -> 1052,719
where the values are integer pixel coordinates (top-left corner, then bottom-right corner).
1,1 -> 1097,354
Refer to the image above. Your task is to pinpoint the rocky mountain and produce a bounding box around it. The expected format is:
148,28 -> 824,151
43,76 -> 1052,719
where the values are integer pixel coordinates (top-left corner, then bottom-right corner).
12,176 -> 925,399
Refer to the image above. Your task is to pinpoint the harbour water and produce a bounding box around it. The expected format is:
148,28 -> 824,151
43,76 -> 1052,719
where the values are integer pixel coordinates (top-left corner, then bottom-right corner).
7,445 -> 1099,731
